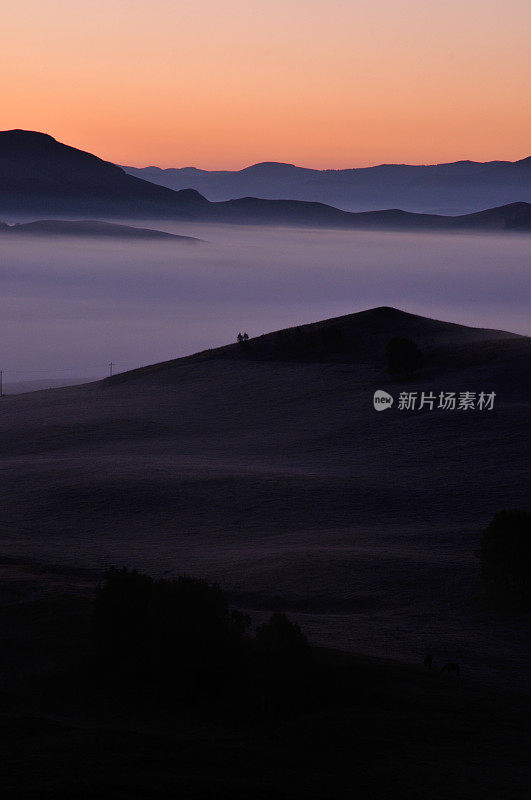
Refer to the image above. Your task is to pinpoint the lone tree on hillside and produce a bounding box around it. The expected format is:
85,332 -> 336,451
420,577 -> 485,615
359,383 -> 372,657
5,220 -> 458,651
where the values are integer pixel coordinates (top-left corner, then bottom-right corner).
385,336 -> 423,375
477,509 -> 531,606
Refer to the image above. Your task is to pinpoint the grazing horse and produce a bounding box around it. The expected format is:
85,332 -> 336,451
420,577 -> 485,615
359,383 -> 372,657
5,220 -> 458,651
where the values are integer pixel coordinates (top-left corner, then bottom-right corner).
423,654 -> 433,669
441,662 -> 460,676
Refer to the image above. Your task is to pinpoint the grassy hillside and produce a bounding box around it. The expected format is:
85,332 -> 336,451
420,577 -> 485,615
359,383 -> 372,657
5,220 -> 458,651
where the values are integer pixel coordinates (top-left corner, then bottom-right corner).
0,307 -> 529,685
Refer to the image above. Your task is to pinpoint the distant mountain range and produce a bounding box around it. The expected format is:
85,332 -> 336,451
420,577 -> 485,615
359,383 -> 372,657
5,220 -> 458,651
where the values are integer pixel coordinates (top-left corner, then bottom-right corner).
1,130 -> 530,231
123,157 -> 531,215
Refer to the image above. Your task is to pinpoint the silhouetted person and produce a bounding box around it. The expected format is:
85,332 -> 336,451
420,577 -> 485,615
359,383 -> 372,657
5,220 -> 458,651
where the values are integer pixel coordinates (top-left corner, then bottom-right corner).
424,653 -> 433,669
441,662 -> 460,676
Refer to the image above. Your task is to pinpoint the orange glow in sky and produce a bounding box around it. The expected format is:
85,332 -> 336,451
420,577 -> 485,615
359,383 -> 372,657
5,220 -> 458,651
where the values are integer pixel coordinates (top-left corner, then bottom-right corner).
1,0 -> 530,168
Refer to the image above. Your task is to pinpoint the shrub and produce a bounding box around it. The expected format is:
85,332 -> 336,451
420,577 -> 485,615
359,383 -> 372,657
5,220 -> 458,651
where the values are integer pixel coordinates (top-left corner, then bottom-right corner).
477,510 -> 531,606
385,336 -> 423,375
256,612 -> 310,664
94,567 -> 250,689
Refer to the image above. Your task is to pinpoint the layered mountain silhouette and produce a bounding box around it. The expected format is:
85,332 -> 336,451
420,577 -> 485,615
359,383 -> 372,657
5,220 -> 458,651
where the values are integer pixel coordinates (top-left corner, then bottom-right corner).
124,157 -> 531,215
1,130 -> 530,231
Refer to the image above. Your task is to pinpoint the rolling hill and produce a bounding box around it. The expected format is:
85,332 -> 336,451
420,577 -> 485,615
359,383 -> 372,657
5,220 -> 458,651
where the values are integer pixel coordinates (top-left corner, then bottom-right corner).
0,307 -> 529,687
0,306 -> 529,798
207,197 -> 531,230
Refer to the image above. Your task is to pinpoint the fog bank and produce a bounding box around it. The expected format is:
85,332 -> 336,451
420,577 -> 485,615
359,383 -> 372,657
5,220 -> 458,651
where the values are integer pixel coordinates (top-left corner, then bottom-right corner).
0,223 -> 528,383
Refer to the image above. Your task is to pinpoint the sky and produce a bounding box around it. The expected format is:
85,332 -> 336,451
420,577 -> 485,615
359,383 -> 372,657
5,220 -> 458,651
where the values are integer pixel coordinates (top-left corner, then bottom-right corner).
1,0 -> 530,169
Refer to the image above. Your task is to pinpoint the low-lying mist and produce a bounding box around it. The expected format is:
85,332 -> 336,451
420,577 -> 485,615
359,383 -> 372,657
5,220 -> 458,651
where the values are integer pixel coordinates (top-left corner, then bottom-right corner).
0,222 -> 529,384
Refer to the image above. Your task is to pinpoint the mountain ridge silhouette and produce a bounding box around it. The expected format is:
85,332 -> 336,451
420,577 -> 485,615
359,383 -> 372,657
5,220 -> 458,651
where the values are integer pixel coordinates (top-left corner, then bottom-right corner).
1,130 -> 530,229
124,153 -> 531,214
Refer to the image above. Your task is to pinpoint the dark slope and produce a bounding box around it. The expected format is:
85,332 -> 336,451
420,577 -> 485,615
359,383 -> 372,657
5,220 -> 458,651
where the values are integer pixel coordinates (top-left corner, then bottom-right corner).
0,129 -> 209,218
123,155 -> 531,214
106,305 -> 528,383
1,130 -> 530,230
451,201 -> 531,230
0,219 -> 200,241
205,197 -> 531,230
0,307 -> 528,688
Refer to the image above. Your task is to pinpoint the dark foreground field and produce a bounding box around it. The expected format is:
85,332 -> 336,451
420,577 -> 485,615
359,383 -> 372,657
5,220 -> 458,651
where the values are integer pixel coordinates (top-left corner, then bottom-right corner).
0,307 -> 529,798
0,562 -> 529,800
0,307 -> 529,682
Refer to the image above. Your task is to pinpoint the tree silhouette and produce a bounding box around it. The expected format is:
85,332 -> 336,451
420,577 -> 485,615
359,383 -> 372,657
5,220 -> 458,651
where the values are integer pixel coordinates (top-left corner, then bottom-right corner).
385,336 -> 423,375
94,567 -> 250,690
256,612 -> 310,664
477,510 -> 531,606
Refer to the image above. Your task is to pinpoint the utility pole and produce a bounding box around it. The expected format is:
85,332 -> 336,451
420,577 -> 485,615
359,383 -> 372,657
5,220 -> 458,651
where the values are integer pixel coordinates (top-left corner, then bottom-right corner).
109,362 -> 113,377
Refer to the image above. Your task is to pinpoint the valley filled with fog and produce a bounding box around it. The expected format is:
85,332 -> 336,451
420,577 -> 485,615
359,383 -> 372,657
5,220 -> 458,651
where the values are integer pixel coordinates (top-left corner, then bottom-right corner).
0,222 -> 529,387
1,221 -> 529,690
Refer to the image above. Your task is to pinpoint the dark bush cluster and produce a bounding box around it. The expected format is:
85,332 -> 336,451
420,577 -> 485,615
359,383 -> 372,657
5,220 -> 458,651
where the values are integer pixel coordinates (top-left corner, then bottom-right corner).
256,611 -> 309,662
93,567 -> 315,713
94,568 -> 251,693
385,336 -> 423,375
477,510 -> 531,607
